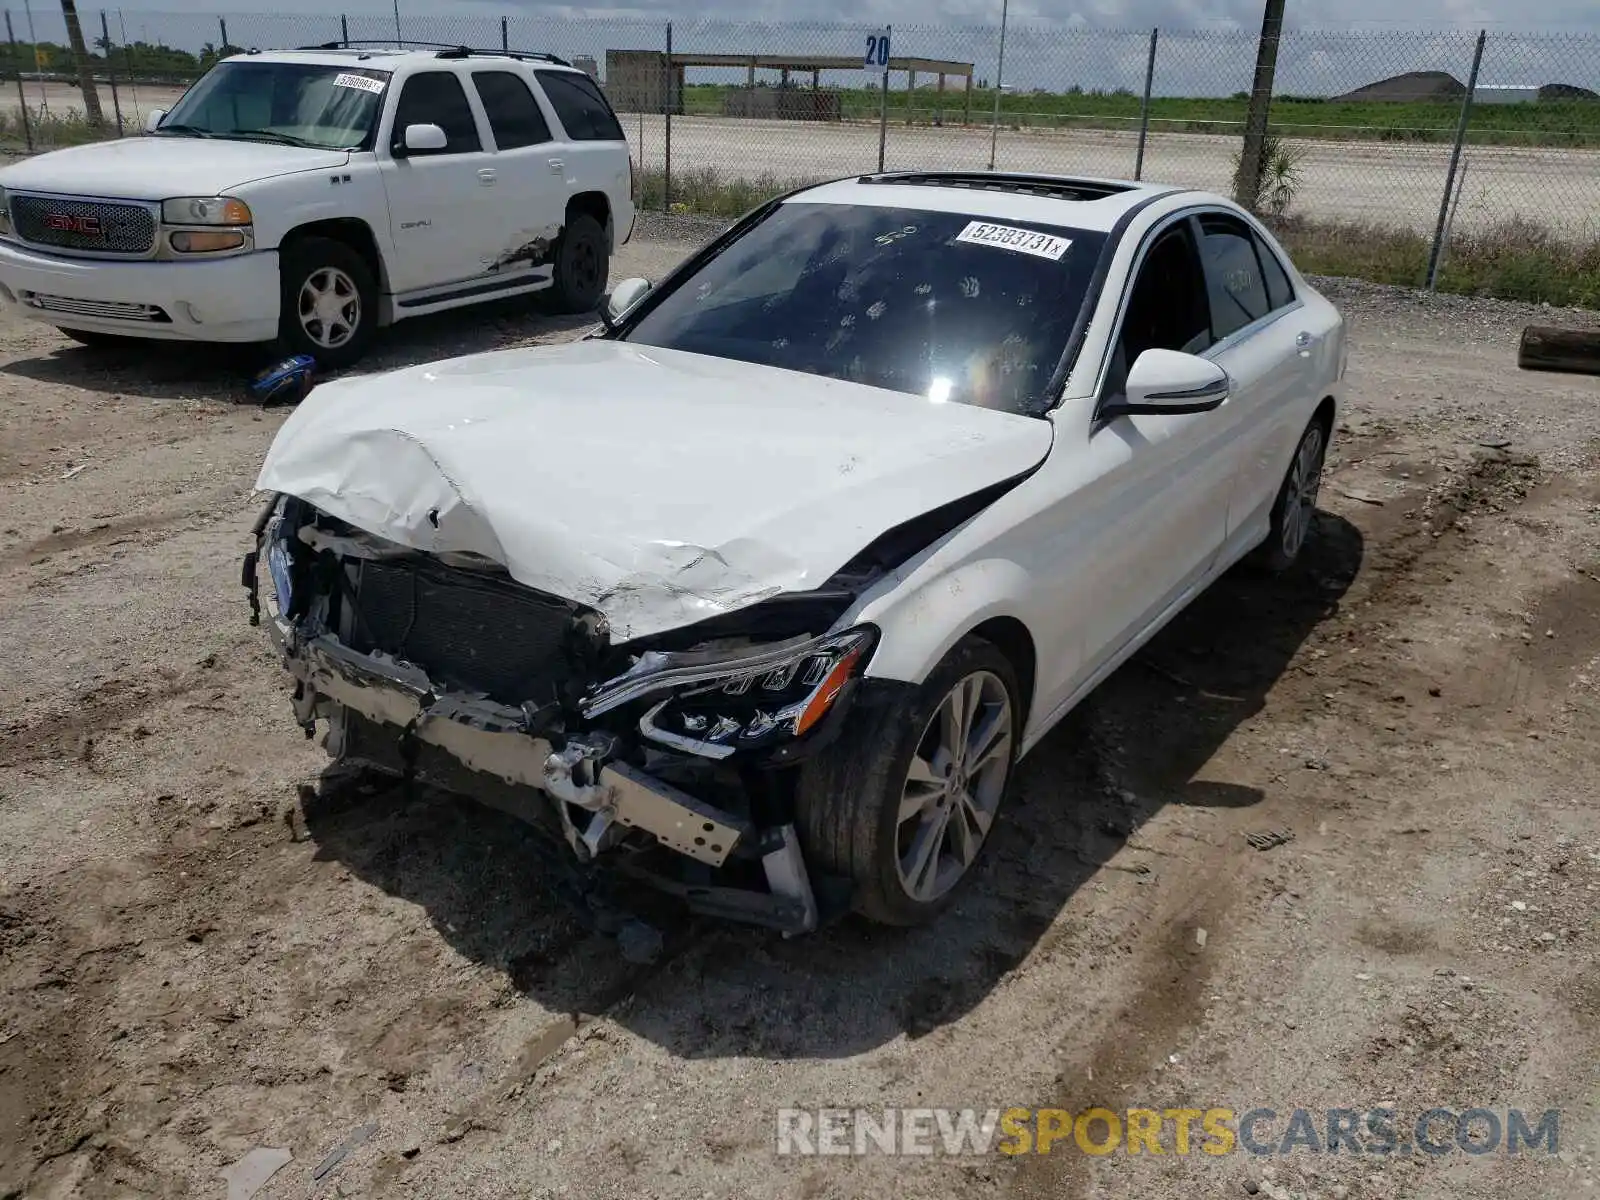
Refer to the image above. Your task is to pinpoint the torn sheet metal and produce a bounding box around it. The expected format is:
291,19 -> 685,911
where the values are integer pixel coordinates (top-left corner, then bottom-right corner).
255,339 -> 1053,642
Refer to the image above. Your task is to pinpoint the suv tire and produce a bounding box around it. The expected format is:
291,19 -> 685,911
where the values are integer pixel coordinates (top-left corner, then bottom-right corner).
277,235 -> 378,369
547,213 -> 608,314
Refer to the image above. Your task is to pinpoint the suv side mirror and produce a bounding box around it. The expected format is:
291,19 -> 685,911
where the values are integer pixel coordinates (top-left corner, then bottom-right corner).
145,108 -> 166,133
604,277 -> 651,324
396,123 -> 447,156
1102,348 -> 1230,419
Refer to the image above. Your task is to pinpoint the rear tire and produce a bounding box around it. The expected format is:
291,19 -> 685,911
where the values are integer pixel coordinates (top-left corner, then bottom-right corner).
547,213 -> 608,314
795,636 -> 1021,926
276,235 -> 377,369
1248,416 -> 1329,574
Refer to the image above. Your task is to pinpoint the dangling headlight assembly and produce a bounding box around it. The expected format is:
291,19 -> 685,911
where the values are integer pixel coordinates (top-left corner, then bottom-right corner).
581,626 -> 877,759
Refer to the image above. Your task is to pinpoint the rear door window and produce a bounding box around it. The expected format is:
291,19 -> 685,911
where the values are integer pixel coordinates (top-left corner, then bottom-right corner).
1255,233 -> 1296,310
1198,214 -> 1272,341
472,70 -> 552,150
535,70 -> 625,141
392,71 -> 481,154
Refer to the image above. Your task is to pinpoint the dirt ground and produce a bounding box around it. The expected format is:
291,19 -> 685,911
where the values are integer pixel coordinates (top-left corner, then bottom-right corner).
2,226 -> 1600,1200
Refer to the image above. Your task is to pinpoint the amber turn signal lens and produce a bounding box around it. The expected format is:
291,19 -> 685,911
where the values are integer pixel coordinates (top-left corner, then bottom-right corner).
170,229 -> 246,253
794,644 -> 865,736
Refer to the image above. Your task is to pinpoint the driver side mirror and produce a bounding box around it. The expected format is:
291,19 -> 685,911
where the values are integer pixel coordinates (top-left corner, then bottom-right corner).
394,123 -> 447,157
1102,348 -> 1230,419
145,108 -> 166,133
604,276 -> 651,324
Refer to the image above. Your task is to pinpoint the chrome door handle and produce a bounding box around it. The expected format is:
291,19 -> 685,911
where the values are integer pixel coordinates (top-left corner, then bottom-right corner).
1296,330 -> 1315,348
478,168 -> 497,185
548,158 -> 565,173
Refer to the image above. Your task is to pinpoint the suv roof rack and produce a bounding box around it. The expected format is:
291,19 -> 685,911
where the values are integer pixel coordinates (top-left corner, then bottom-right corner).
857,171 -> 1137,201
297,39 -> 570,66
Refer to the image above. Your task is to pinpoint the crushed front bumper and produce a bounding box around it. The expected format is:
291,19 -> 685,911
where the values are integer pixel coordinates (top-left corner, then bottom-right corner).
256,599 -> 821,934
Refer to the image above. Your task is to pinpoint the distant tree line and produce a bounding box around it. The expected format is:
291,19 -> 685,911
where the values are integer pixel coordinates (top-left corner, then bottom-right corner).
0,37 -> 242,81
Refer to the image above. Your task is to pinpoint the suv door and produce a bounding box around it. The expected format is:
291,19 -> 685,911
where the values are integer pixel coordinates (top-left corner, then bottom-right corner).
469,68 -> 568,280
1192,211 -> 1312,548
379,70 -> 503,294
1071,216 -> 1236,681
533,69 -> 634,239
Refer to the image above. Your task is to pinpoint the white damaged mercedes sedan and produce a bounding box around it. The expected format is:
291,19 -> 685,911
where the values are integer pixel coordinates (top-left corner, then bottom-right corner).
247,170 -> 1345,935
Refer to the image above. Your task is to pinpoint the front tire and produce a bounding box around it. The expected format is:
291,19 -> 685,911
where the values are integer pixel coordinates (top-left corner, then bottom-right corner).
547,213 -> 608,314
277,235 -> 377,369
1249,416 -> 1328,574
796,636 -> 1021,926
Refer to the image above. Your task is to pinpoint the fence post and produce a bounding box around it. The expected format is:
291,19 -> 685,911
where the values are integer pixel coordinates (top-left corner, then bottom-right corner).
341,14 -> 348,43
6,11 -> 33,152
662,21 -> 672,212
1426,30 -> 1485,291
1133,26 -> 1158,180
876,24 -> 890,171
100,10 -> 121,137
500,16 -> 507,52
987,0 -> 1008,170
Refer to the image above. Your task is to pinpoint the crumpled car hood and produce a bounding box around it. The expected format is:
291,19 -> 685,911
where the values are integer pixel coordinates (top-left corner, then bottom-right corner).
255,339 -> 1053,642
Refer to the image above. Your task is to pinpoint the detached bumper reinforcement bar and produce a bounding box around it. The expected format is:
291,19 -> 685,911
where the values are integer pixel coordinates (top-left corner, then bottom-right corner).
278,629 -> 748,869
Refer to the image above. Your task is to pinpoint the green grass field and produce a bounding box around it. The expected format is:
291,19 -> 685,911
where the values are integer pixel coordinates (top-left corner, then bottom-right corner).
681,83 -> 1600,147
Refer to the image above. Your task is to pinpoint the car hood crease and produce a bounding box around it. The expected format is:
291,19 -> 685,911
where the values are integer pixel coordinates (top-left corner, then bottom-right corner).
255,340 -> 1054,642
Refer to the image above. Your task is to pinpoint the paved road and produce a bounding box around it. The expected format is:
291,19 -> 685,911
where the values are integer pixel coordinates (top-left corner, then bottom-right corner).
628,112 -> 1599,238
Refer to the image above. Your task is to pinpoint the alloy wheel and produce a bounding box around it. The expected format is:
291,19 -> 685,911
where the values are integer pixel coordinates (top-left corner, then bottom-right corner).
298,266 -> 361,350
894,669 -> 1014,902
1281,424 -> 1325,560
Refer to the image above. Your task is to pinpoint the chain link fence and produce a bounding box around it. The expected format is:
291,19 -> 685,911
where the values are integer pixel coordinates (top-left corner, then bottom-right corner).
2,11 -> 1598,297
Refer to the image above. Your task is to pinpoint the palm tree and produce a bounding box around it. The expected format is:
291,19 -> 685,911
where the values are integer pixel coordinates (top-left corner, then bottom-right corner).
59,0 -> 105,127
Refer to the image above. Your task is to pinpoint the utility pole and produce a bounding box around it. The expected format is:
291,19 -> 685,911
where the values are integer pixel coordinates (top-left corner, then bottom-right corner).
59,0 -> 104,127
1232,0 -> 1285,210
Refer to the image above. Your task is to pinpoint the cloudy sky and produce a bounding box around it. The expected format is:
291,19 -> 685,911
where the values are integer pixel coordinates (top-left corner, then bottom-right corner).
121,0 -> 1599,28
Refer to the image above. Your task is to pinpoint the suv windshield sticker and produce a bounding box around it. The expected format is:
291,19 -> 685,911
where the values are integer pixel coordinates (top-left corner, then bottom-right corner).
333,72 -> 385,94
954,221 -> 1072,261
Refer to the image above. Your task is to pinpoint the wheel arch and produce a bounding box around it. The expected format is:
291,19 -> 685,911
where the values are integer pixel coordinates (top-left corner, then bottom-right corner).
566,190 -> 613,250
858,556 -> 1041,735
281,218 -> 392,323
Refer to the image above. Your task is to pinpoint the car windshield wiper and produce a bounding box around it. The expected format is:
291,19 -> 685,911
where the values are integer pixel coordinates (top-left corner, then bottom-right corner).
151,122 -> 213,138
231,129 -> 330,149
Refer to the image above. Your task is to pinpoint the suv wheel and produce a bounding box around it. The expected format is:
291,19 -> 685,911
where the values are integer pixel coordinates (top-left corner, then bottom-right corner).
795,636 -> 1020,926
278,236 -> 377,369
547,213 -> 608,314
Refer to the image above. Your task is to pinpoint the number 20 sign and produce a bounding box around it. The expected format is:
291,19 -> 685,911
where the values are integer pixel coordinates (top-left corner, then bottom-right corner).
864,29 -> 890,70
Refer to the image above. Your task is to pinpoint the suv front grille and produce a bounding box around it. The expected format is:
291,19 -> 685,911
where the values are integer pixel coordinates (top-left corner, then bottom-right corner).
348,559 -> 577,705
10,194 -> 156,255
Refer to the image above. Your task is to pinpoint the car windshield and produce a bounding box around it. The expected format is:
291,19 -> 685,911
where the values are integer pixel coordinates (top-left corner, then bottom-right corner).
623,201 -> 1108,414
158,62 -> 389,151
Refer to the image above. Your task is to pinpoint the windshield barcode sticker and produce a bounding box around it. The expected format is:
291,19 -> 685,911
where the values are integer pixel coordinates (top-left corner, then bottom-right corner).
954,221 -> 1071,261
333,73 -> 386,93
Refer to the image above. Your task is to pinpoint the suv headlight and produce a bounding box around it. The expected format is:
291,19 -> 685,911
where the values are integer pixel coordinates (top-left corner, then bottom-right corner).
583,627 -> 876,758
162,196 -> 252,225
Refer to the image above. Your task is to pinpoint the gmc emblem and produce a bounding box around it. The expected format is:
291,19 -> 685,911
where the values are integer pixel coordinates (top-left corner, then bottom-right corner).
44,212 -> 102,235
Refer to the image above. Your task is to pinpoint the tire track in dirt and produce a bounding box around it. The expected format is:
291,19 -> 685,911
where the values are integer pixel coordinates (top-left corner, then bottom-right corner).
1000,446 -> 1582,1200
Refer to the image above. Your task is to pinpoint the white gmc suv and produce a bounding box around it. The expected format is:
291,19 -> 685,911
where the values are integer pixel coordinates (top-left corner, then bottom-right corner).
0,45 -> 636,366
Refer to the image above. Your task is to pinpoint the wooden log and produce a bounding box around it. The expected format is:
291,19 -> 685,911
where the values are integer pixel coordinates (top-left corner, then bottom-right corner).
1518,325 -> 1600,375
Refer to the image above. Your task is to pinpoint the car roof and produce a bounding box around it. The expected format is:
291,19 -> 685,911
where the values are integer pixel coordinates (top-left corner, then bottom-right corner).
223,48 -> 584,73
785,172 -> 1209,234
